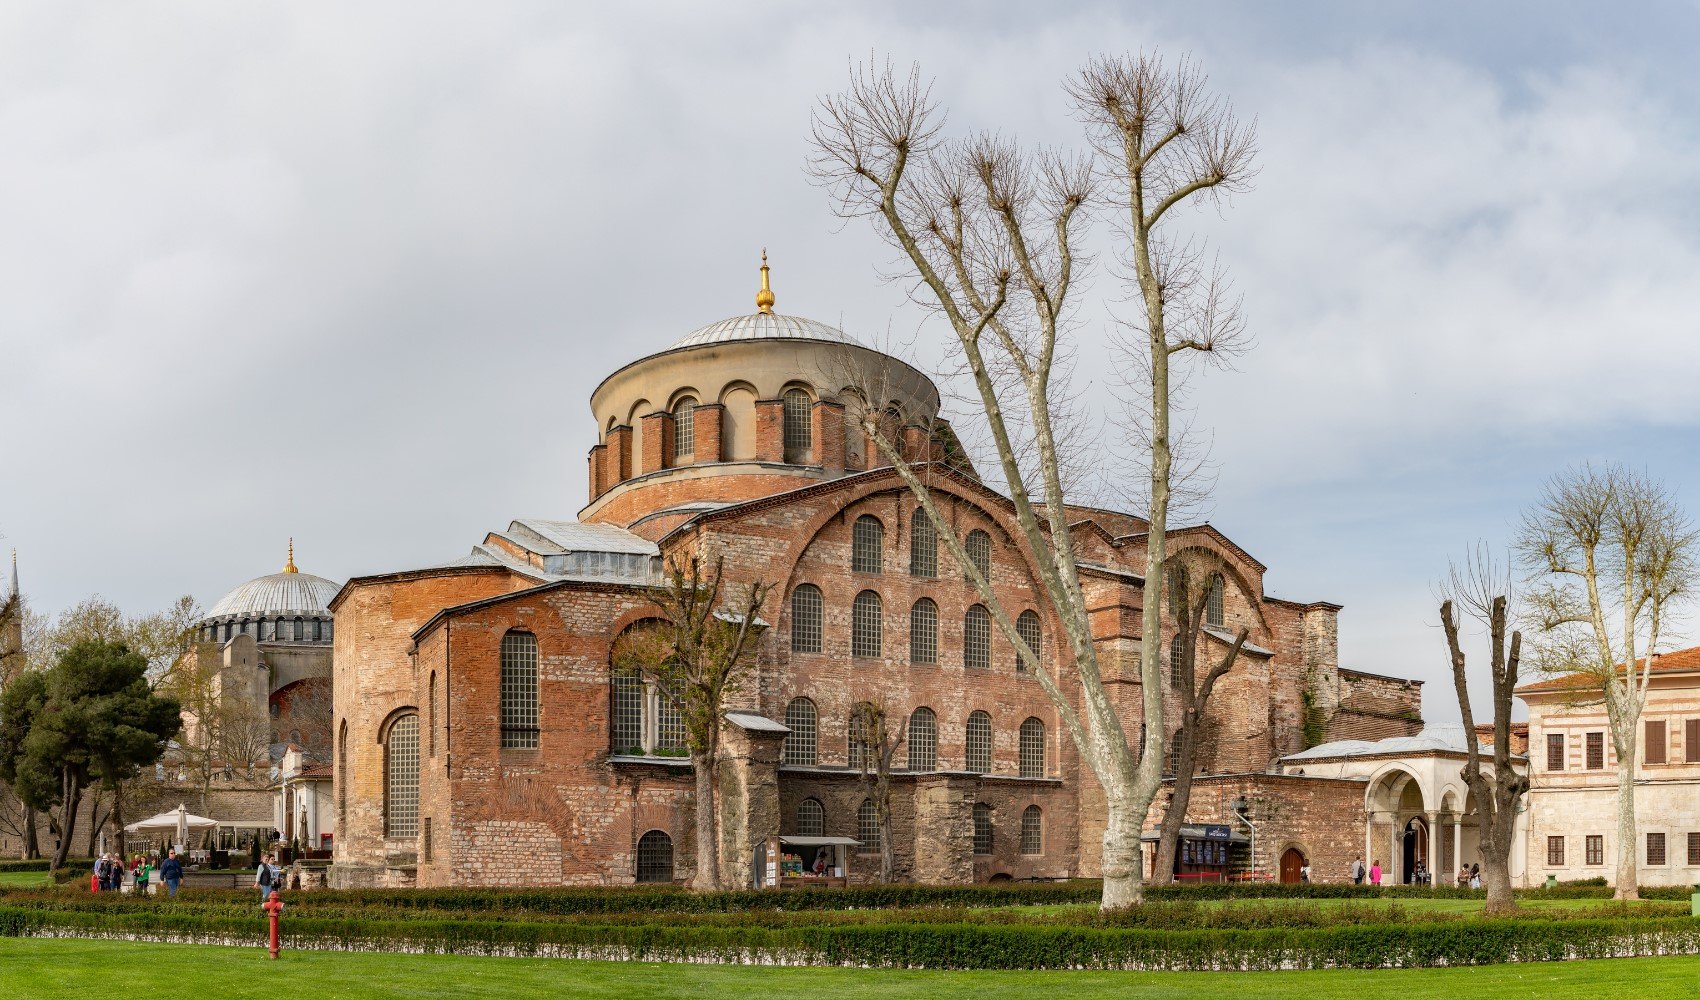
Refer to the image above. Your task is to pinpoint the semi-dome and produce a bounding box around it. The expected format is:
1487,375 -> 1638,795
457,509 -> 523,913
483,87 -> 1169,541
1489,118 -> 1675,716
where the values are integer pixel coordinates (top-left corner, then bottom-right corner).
668,311 -> 865,351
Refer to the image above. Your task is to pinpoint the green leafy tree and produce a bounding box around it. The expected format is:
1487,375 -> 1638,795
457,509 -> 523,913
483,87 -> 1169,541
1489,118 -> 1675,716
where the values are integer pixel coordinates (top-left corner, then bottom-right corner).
0,640 -> 181,869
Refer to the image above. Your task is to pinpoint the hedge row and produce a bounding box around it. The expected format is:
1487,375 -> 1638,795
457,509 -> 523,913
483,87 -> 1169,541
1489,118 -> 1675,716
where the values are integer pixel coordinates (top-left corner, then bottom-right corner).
0,859 -> 93,874
3,905 -> 1698,969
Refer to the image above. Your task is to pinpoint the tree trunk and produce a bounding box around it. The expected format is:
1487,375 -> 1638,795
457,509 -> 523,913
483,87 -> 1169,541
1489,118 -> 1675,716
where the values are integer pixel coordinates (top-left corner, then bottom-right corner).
1612,732 -> 1638,899
1154,724 -> 1202,881
1481,854 -> 1516,915
110,783 -> 126,860
52,773 -> 81,870
23,809 -> 39,860
1100,796 -> 1145,908
690,749 -> 720,891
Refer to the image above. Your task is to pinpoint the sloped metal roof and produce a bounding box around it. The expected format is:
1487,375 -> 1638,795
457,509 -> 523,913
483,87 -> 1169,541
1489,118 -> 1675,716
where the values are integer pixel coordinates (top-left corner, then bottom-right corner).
1281,724 -> 1475,762
509,518 -> 659,556
668,312 -> 864,350
206,571 -> 341,621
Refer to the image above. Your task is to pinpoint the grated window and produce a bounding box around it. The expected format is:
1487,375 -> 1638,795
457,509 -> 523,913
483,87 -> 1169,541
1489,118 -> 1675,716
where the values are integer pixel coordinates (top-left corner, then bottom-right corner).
857,799 -> 881,854
797,798 -> 825,838
656,693 -> 686,751
909,598 -> 938,664
783,698 -> 818,766
907,707 -> 937,772
673,397 -> 696,461
964,605 -> 991,670
973,803 -> 993,855
1019,717 -> 1045,778
966,711 -> 993,773
852,515 -> 884,573
384,714 -> 420,839
1546,732 -> 1565,771
965,530 -> 991,581
636,830 -> 674,883
1206,574 -> 1225,627
852,591 -> 883,658
1015,611 -> 1041,673
1648,832 -> 1667,866
499,631 -> 540,749
790,584 -> 823,654
783,389 -> 813,460
1020,805 -> 1043,855
611,669 -> 645,752
910,515 -> 937,577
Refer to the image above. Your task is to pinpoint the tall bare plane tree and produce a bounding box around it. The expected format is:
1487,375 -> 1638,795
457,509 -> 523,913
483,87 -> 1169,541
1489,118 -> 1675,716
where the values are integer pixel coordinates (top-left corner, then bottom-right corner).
613,555 -> 769,891
848,698 -> 904,884
1438,546 -> 1529,915
1516,464 -> 1695,899
811,55 -> 1254,907
1152,551 -> 1247,879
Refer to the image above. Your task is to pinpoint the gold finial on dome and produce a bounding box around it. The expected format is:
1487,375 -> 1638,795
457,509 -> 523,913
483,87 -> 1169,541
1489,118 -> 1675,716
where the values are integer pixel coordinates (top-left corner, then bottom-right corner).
284,538 -> 298,574
755,248 -> 775,314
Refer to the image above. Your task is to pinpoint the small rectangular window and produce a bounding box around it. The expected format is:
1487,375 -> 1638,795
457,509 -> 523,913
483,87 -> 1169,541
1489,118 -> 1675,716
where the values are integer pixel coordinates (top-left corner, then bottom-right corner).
1546,732 -> 1565,771
1688,832 -> 1700,867
1586,731 -> 1605,770
1647,831 -> 1666,866
1586,834 -> 1604,866
1687,719 -> 1700,763
423,817 -> 433,863
1645,720 -> 1667,765
1546,836 -> 1564,867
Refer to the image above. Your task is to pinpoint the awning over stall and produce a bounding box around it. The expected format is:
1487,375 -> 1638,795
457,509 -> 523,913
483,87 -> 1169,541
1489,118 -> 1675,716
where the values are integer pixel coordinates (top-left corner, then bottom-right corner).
1140,823 -> 1250,844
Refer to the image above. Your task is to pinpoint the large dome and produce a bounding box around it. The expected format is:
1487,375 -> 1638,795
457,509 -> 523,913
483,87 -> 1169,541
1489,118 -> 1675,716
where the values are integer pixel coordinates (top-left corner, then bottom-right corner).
206,571 -> 340,621
668,311 -> 865,351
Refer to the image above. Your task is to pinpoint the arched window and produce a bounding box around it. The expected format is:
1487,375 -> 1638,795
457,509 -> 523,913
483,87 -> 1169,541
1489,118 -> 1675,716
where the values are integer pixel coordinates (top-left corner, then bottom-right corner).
294,617 -> 305,641
427,671 -> 437,757
611,668 -> 645,752
963,605 -> 991,670
790,584 -> 823,654
384,713 -> 420,839
783,697 -> 818,766
311,619 -> 322,641
851,591 -> 883,658
907,707 -> 937,772
673,396 -> 697,461
965,529 -> 992,581
966,710 -> 993,773
910,515 -> 937,577
656,694 -> 685,751
1164,728 -> 1184,777
783,388 -> 813,461
852,515 -> 884,573
1019,717 -> 1045,778
973,803 -> 994,855
636,830 -> 674,883
1169,634 -> 1186,688
324,620 -> 334,642
909,598 -> 938,664
857,798 -> 881,853
1206,573 -> 1225,628
1020,805 -> 1043,855
797,798 -> 826,838
337,720 -> 348,821
499,631 -> 540,749
1015,610 -> 1041,673
275,617 -> 286,641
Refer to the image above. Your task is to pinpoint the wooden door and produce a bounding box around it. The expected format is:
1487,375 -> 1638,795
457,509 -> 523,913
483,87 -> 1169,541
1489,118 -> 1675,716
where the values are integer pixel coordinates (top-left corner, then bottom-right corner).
1280,848 -> 1304,884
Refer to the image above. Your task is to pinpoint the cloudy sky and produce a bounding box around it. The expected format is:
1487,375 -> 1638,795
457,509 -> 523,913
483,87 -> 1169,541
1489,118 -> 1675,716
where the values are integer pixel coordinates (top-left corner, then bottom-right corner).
5,1 -> 1699,722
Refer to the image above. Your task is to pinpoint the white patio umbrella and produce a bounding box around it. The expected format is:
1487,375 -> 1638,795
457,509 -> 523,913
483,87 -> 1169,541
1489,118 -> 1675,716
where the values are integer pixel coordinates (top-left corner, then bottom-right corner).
125,803 -> 220,850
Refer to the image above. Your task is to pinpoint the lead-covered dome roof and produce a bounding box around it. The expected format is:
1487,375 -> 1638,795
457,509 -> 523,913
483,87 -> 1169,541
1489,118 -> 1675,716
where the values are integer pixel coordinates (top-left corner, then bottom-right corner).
667,311 -> 865,351
206,571 -> 340,621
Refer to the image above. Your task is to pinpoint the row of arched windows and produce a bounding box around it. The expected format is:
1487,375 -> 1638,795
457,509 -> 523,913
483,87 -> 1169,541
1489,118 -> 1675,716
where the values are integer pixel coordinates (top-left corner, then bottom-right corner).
658,387 -> 816,465
791,585 -> 1041,672
780,698 -> 1047,778
850,515 -> 993,582
198,616 -> 333,645
804,798 -> 1042,856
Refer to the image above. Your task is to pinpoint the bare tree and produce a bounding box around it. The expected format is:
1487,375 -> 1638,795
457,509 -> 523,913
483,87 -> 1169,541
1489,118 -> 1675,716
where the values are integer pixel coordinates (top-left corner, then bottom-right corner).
1516,464 -> 1696,899
613,555 -> 769,891
1438,545 -> 1528,914
849,698 -> 904,884
811,54 -> 1255,908
1152,551 -> 1247,880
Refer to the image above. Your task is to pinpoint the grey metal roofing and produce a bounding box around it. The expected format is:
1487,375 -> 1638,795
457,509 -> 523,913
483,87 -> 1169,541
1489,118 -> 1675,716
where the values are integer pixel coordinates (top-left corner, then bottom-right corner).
205,571 -> 341,621
506,518 -> 659,556
1203,625 -> 1274,658
1280,724 -> 1475,762
668,312 -> 866,350
725,710 -> 790,734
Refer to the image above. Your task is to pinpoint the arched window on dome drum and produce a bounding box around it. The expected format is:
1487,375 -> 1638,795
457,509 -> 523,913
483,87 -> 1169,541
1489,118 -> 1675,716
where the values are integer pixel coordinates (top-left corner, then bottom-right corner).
910,515 -> 937,577
1019,717 -> 1045,778
852,515 -> 884,574
323,619 -> 334,642
796,797 -> 825,838
673,396 -> 696,462
790,584 -> 823,654
783,388 -> 813,462
1021,805 -> 1043,855
1015,610 -> 1041,673
857,799 -> 881,854
909,598 -> 938,664
965,530 -> 992,582
973,802 -> 994,855
1206,573 -> 1225,628
966,711 -> 993,773
499,631 -> 540,750
907,707 -> 937,772
384,713 -> 420,839
294,617 -> 305,642
783,697 -> 818,766
275,618 -> 286,642
851,591 -> 882,658
963,605 -> 991,670
636,830 -> 674,883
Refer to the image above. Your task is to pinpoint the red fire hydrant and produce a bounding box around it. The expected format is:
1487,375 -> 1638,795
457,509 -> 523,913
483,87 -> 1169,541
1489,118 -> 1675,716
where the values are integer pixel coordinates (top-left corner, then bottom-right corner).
261,890 -> 284,960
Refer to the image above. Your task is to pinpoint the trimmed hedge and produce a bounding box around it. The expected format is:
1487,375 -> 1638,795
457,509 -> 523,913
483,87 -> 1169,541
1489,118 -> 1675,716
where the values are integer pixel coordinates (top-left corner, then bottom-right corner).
2,904 -> 1698,970
0,859 -> 93,874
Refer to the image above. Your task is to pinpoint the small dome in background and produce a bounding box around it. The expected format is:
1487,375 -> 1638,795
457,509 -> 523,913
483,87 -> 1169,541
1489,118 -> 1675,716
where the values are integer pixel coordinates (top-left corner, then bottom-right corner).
667,311 -> 865,351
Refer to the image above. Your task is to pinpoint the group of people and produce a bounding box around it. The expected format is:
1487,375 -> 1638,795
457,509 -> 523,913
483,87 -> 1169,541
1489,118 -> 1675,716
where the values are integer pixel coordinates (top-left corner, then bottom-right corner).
90,849 -> 185,897
1351,855 -> 1384,885
1456,863 -> 1482,888
1350,855 -> 1482,888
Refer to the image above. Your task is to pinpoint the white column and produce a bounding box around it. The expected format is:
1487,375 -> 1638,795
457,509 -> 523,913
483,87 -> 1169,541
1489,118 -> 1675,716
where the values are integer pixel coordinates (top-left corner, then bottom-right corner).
1453,815 -> 1462,877
1425,811 -> 1439,883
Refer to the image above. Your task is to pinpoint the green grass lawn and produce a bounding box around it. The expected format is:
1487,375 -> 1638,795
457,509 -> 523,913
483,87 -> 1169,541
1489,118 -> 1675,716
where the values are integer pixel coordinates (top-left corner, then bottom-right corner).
2,938 -> 1698,999
0,872 -> 49,889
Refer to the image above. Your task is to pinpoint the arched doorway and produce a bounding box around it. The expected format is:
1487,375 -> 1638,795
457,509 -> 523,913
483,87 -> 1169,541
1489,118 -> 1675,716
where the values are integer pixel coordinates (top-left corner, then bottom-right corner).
1401,816 -> 1429,884
1279,847 -> 1306,884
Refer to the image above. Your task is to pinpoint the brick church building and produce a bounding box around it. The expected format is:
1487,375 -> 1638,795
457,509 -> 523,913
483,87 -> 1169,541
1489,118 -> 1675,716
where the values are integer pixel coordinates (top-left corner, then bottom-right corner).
327,260 -> 1423,889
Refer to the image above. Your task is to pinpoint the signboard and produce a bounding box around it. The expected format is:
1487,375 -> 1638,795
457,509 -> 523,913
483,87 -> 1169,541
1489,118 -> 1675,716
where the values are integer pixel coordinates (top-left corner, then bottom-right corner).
1202,824 -> 1232,841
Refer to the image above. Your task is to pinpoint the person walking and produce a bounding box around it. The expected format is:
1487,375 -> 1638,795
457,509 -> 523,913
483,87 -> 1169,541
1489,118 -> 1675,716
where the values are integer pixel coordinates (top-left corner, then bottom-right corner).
1468,863 -> 1481,889
1351,855 -> 1365,885
1369,859 -> 1382,887
255,853 -> 280,900
134,856 -> 151,896
160,849 -> 183,899
1299,861 -> 1311,884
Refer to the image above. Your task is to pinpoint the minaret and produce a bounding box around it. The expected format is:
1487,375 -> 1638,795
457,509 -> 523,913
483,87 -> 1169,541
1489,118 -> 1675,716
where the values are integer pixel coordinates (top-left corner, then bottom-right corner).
755,249 -> 775,315
2,550 -> 21,673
